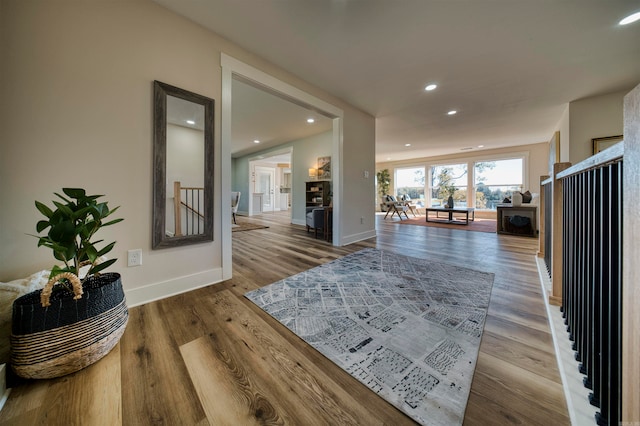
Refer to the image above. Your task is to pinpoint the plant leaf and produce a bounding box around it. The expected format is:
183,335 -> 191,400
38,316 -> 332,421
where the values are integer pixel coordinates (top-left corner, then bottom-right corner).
36,220 -> 50,233
52,201 -> 75,217
85,245 -> 98,263
53,192 -> 72,205
49,220 -> 76,243
96,241 -> 115,256
102,218 -> 124,227
62,188 -> 86,199
35,201 -> 53,218
72,205 -> 93,222
89,258 -> 117,275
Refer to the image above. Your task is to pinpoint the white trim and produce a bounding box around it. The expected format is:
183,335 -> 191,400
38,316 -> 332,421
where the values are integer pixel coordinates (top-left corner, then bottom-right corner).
391,152 -> 530,209
340,229 -> 377,245
220,53 -> 345,262
221,62 -> 233,280
246,147 -> 294,218
535,256 -> 598,426
221,54 -> 342,117
125,268 -> 223,307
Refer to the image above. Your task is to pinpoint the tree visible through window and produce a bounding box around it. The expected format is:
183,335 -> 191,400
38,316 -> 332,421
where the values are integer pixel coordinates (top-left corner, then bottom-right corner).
474,158 -> 523,209
430,164 -> 468,207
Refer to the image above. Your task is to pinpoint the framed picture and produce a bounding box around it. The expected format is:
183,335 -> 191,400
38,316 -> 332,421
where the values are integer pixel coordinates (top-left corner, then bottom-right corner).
317,156 -> 331,180
592,135 -> 623,155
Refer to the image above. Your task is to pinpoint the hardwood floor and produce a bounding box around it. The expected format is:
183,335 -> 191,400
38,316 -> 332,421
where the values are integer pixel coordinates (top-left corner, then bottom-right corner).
0,211 -> 569,425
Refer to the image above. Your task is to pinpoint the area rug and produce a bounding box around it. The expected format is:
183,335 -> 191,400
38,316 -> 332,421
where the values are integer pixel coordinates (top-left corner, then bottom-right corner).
245,248 -> 495,425
396,216 -> 497,233
231,222 -> 269,232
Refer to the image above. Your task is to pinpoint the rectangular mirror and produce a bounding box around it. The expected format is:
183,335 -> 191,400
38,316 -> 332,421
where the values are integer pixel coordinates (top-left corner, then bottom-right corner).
153,81 -> 214,249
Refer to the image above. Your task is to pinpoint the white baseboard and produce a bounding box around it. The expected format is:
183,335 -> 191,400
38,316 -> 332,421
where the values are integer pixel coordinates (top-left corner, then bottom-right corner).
125,267 -> 224,307
535,256 -> 597,426
340,229 -> 376,246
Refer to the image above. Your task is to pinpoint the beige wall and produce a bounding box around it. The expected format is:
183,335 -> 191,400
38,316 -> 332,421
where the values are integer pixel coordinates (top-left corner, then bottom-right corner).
341,109 -> 377,243
568,89 -> 627,165
0,0 -> 376,303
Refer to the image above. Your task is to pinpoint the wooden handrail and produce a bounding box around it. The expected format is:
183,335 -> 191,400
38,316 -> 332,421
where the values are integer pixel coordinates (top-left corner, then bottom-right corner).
174,181 -> 182,236
173,181 -> 205,236
556,142 -> 624,179
180,200 -> 204,219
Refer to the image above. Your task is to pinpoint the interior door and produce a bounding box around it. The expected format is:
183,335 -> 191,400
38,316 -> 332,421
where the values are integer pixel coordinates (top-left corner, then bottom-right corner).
255,166 -> 275,212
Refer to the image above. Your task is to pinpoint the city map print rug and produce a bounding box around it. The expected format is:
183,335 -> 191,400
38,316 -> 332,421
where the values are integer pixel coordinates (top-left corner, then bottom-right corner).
245,248 -> 495,425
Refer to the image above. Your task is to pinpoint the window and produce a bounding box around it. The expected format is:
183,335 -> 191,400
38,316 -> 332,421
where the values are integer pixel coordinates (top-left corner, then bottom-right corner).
474,158 -> 523,210
430,163 -> 467,207
395,167 -> 425,207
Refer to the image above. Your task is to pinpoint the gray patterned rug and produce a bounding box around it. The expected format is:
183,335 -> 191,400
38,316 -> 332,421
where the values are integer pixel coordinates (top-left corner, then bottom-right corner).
245,248 -> 495,425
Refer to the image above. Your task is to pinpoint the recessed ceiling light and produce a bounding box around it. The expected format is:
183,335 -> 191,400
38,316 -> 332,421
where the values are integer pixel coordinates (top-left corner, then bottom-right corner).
405,143 -> 411,147
307,118 -> 315,124
478,145 -> 484,148
424,84 -> 437,91
253,140 -> 260,144
620,11 -> 640,25
447,110 -> 457,115
387,157 -> 392,161
186,120 -> 195,125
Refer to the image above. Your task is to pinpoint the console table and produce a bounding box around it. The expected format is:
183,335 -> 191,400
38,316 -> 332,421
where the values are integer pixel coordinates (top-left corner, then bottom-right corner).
496,204 -> 537,237
425,207 -> 475,225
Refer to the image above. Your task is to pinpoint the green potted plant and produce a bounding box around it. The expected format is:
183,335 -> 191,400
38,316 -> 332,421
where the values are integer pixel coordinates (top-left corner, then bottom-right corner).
376,169 -> 391,212
11,188 -> 129,379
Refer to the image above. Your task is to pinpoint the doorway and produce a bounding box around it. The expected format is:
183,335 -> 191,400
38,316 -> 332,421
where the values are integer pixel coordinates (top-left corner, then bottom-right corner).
246,148 -> 293,217
221,54 -> 344,280
255,166 -> 275,212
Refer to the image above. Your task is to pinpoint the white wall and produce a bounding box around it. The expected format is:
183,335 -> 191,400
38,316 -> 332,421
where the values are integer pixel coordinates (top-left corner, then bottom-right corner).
166,124 -> 205,236
232,132 -> 332,224
569,90 -> 627,164
0,0 -> 376,304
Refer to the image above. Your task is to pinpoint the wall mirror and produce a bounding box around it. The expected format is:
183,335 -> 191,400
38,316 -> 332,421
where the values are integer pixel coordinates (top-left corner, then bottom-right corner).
153,80 -> 214,249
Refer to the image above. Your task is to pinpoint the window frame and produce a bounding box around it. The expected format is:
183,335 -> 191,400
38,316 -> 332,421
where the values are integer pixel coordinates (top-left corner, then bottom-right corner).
388,152 -> 529,209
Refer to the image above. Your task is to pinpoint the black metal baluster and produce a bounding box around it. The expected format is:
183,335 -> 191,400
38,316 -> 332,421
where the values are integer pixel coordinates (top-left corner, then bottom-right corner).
564,176 -> 573,330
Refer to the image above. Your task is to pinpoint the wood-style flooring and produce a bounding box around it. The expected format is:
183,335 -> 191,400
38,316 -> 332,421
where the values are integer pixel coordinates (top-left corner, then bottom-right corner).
0,211 -> 569,425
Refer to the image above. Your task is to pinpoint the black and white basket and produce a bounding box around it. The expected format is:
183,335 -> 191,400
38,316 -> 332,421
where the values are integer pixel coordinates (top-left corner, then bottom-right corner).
10,272 -> 128,379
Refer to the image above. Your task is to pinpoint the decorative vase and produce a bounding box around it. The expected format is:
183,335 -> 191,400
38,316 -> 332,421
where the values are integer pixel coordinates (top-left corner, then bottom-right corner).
447,195 -> 454,209
512,191 -> 523,207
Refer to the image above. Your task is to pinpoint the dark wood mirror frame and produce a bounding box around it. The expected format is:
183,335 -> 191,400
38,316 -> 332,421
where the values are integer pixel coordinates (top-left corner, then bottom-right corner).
152,80 -> 214,249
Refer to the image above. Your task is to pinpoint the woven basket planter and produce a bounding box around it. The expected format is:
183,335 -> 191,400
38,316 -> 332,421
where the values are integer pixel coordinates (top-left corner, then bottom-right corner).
10,272 -> 128,379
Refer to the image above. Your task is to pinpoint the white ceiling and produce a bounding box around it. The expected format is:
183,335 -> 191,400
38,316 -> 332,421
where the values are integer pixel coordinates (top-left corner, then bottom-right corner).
231,78 -> 333,158
154,0 -> 640,162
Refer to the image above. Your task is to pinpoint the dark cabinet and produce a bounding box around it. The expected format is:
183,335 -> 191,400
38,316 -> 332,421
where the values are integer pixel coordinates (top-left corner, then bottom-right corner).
306,181 -> 330,207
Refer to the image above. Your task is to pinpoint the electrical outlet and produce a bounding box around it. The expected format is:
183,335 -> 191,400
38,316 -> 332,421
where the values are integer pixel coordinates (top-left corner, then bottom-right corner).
360,217 -> 364,224
127,249 -> 142,267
